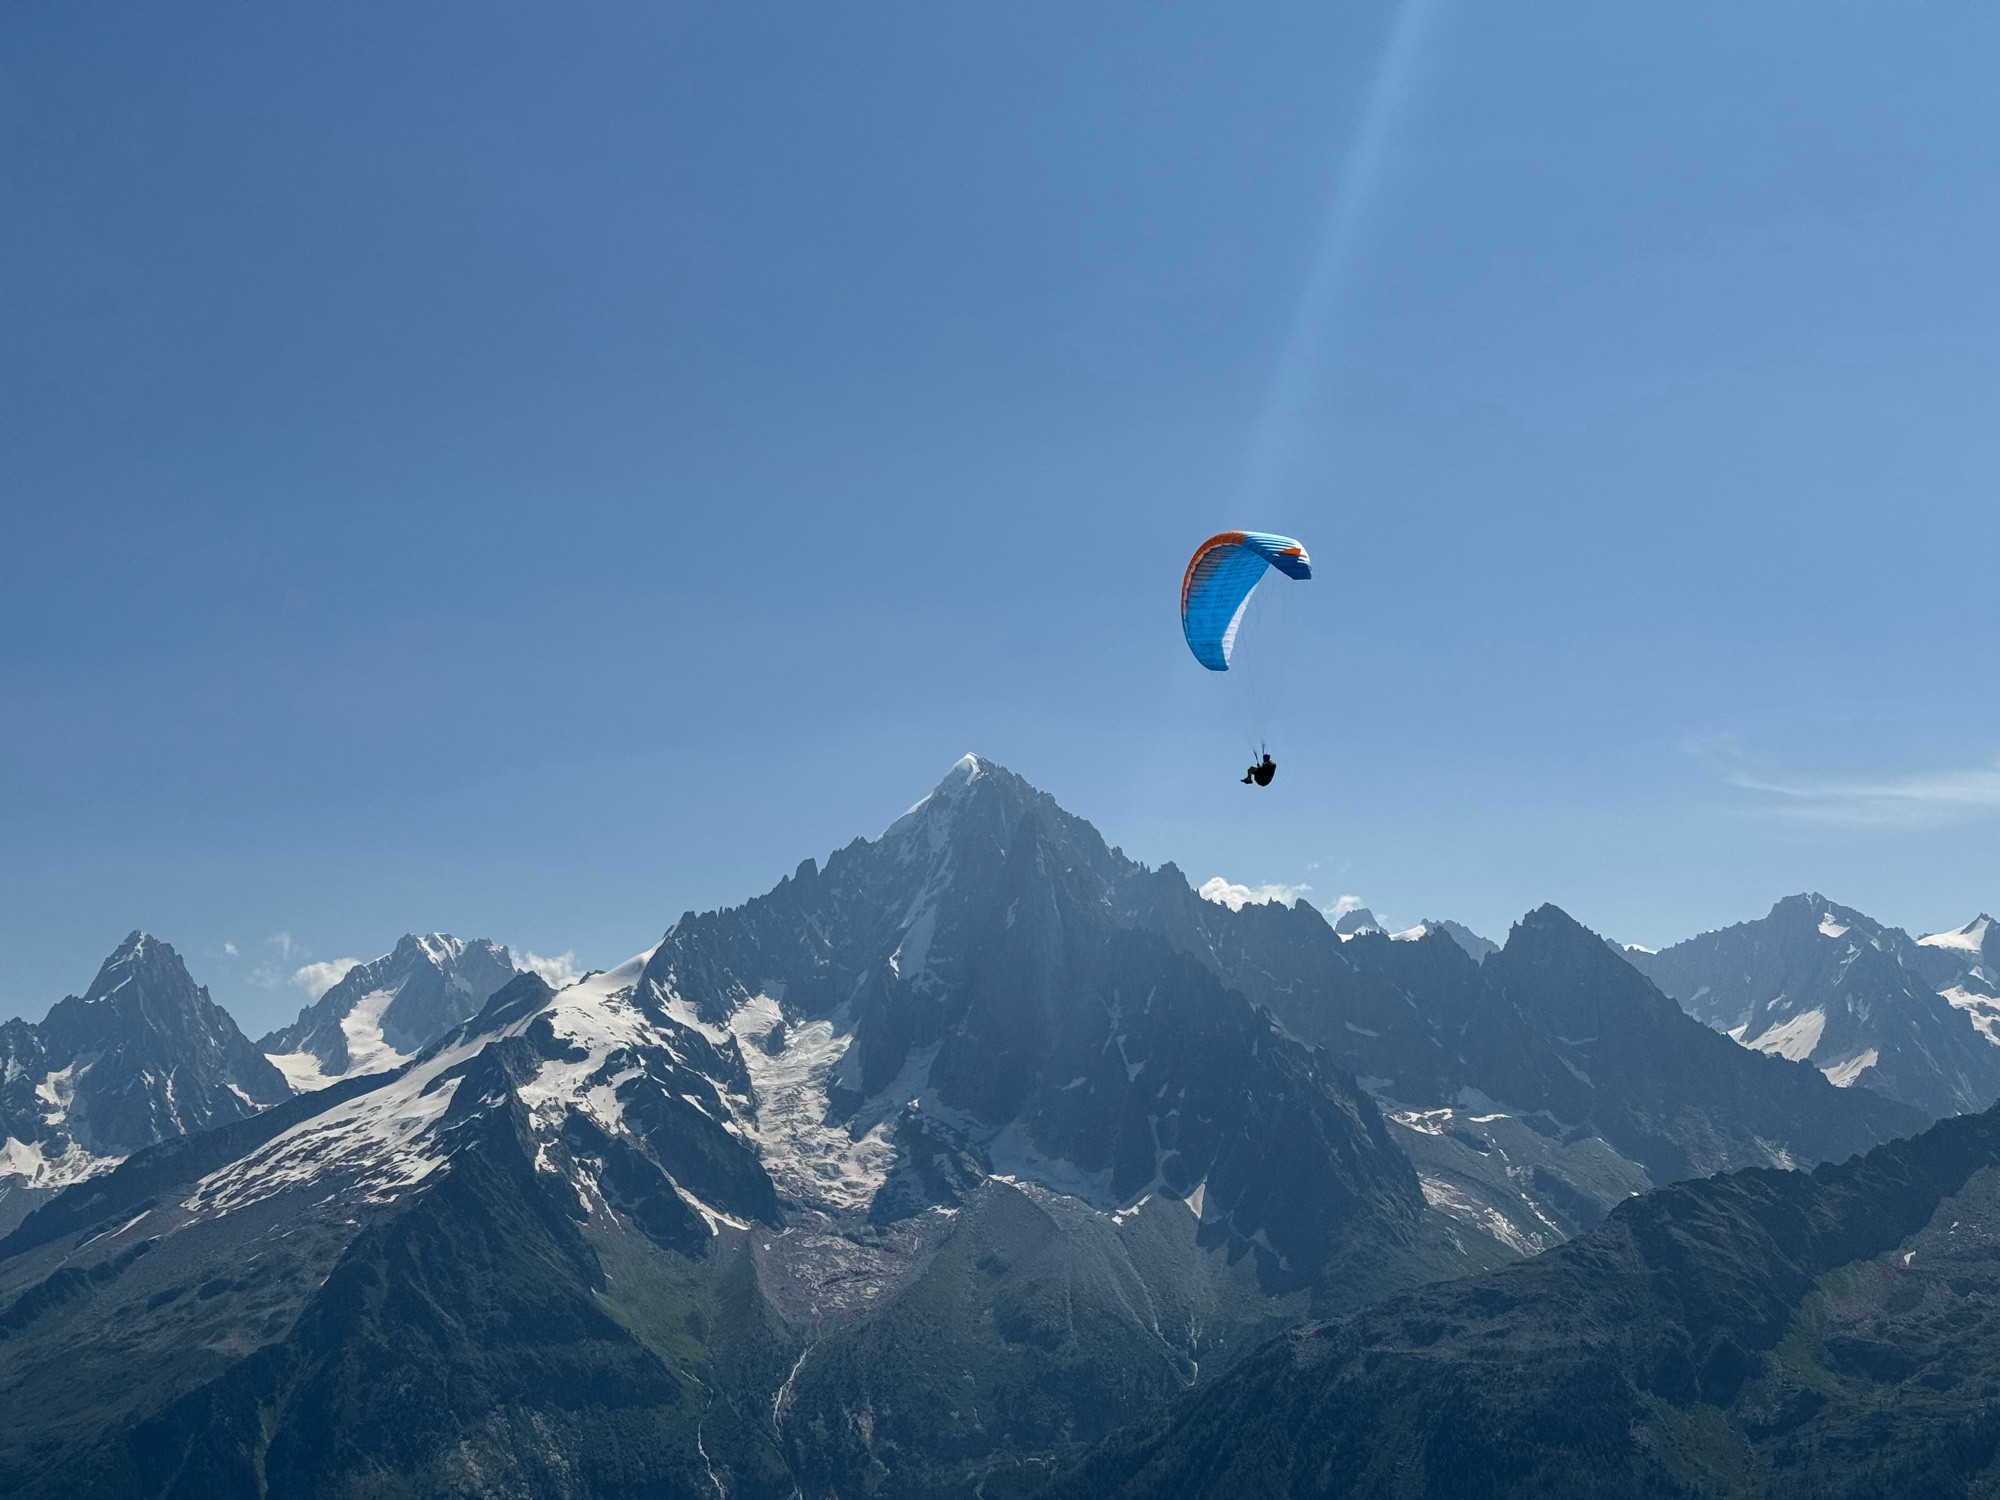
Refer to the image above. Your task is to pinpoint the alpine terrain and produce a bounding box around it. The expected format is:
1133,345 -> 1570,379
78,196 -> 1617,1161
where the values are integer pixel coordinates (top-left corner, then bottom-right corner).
258,933 -> 524,1089
1631,895 -> 2000,1121
1912,914 -> 2000,1047
0,759 -> 1933,1498
1048,1098 -> 2000,1499
0,934 -> 290,1236
1136,884 -> 1921,1259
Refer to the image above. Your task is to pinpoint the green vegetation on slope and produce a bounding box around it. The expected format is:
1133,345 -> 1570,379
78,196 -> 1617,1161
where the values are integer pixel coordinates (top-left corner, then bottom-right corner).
1047,1105 -> 2000,1499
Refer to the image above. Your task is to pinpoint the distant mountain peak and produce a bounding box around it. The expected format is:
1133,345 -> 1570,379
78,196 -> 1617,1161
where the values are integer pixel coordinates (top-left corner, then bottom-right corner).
1332,905 -> 1384,938
80,929 -> 170,1003
1498,903 -> 1659,991
1767,891 -> 1878,936
1511,901 -> 1593,941
918,750 -> 993,800
73,931 -> 213,1014
881,752 -> 1010,839
258,934 -> 523,1090
399,931 -> 467,963
1,932 -> 288,1201
1393,917 -> 1499,963
1633,895 -> 2000,1120
1921,915 -> 1995,953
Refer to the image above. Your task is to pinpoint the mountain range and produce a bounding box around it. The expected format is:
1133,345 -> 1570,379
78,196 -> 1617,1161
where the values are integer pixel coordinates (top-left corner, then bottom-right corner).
1630,896 -> 2000,1121
0,928 -> 527,1237
0,756 -> 1953,1498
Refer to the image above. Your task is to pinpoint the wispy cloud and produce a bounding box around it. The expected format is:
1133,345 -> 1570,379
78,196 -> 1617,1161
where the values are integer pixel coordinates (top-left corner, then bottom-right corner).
246,932 -> 359,998
1727,760 -> 2000,827
1680,730 -> 2000,828
1197,878 -> 1311,912
518,949 -> 584,990
1323,894 -> 1368,920
287,959 -> 362,999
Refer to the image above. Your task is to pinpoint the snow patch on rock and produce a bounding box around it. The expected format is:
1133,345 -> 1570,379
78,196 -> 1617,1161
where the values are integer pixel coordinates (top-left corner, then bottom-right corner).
1823,1048 -> 1880,1088
1919,917 -> 1992,954
1943,986 -> 2000,1047
1748,1006 -> 1827,1062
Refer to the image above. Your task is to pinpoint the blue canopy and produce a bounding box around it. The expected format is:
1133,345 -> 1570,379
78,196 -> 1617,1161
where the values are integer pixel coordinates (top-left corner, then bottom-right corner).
1179,531 -> 1311,671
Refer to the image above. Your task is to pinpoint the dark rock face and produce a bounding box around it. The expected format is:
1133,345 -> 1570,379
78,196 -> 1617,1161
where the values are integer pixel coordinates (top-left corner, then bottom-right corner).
0,933 -> 290,1165
257,933 -> 521,1079
1632,894 -> 2000,1120
1134,888 -> 1921,1241
1480,906 -> 1921,1180
642,756 -> 1425,1294
1046,1104 -> 2000,1500
1433,918 -> 1499,964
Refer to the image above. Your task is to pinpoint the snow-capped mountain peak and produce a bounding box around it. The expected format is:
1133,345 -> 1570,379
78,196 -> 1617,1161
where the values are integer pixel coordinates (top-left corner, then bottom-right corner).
880,751 -> 995,848
258,933 -> 525,1091
1920,915 -> 1995,954
0,932 -> 289,1230
1630,894 -> 2000,1119
80,930 -> 152,1002
1332,905 -> 1385,938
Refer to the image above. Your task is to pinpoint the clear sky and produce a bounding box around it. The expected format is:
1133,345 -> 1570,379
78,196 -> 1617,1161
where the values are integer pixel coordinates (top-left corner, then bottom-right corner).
5,3 -> 1997,1032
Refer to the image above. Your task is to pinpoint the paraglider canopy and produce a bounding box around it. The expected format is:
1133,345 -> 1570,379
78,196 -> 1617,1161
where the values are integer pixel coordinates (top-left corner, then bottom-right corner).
1180,531 -> 1311,671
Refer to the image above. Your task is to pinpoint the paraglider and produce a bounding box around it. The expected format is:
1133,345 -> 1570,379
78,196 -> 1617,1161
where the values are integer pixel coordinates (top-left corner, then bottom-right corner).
1179,531 -> 1311,671
1180,531 -> 1311,784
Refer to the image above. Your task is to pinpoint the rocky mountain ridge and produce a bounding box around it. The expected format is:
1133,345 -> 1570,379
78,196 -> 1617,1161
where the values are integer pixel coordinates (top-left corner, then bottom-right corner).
0,934 -> 289,1235
1631,894 -> 2000,1120
1138,883 -> 1921,1260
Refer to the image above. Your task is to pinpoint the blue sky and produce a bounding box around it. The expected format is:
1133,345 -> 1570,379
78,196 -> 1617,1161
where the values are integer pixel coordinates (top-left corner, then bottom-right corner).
5,3 -> 1997,1032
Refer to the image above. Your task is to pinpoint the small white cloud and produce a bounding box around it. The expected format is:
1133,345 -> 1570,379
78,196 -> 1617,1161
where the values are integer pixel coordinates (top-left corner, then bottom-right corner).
1198,878 -> 1311,912
267,931 -> 295,958
1324,894 -> 1367,920
223,942 -> 239,957
518,949 -> 583,990
289,959 -> 362,999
